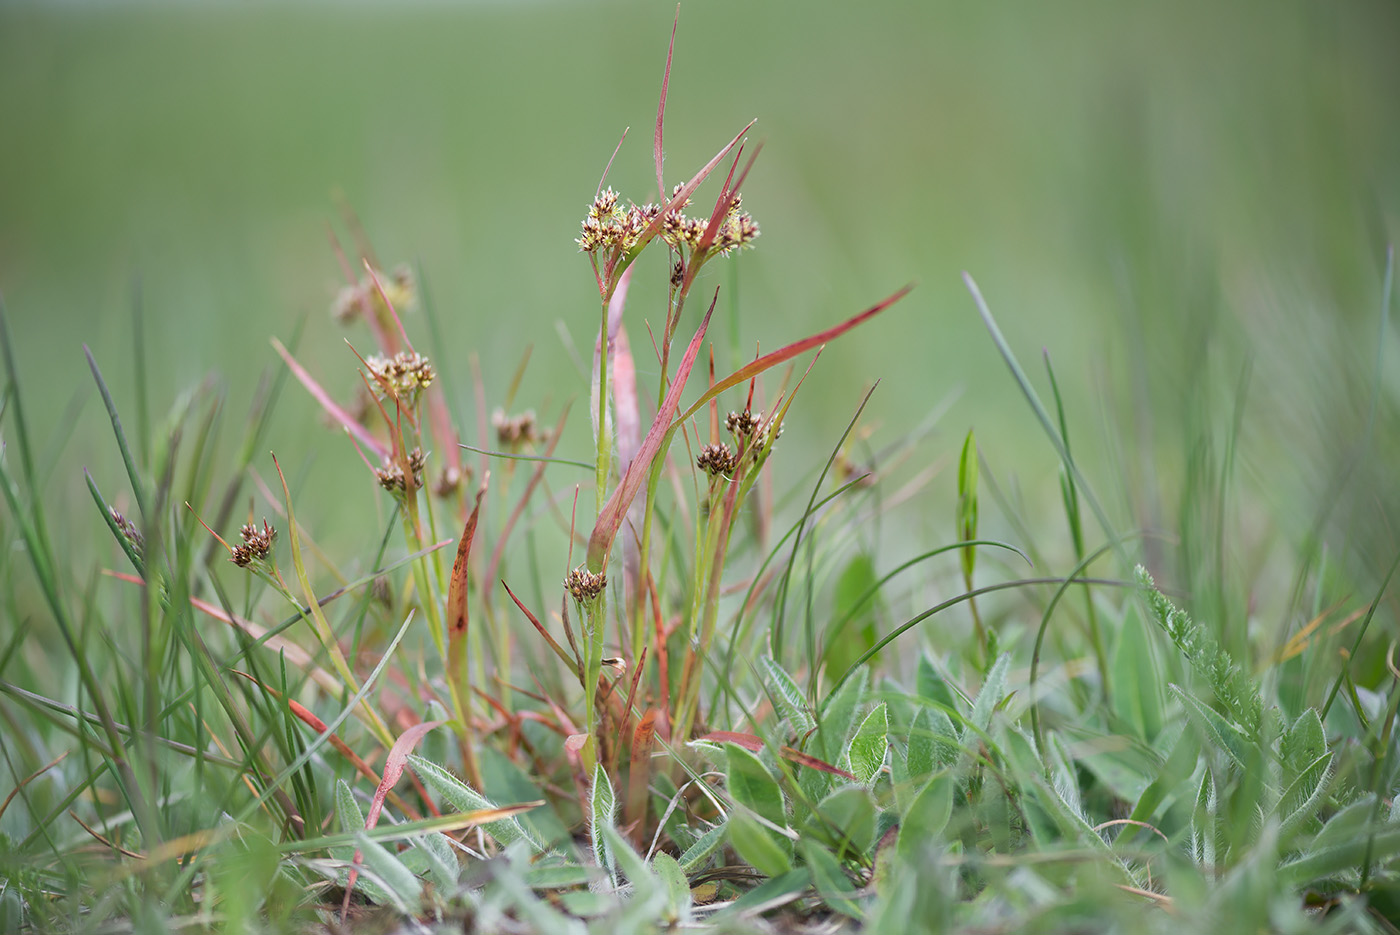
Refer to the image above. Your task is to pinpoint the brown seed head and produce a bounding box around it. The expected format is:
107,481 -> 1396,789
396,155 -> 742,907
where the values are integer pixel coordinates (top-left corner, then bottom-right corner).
375,464 -> 405,492
726,409 -> 763,438
493,409 -> 541,448
231,519 -> 276,568
407,447 -> 427,483
697,443 -> 738,478
433,464 -> 465,498
564,566 -> 607,604
668,183 -> 692,212
375,449 -> 425,493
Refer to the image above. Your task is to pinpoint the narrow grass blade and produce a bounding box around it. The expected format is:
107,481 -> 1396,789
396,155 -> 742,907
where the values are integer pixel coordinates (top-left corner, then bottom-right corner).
83,346 -> 148,520
85,471 -> 145,577
962,273 -> 1121,560
772,382 -> 880,664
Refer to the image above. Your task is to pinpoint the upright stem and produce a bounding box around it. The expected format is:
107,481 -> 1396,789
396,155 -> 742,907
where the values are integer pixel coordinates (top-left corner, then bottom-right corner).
674,472 -> 741,744
595,298 -> 612,518
403,492 -> 445,655
632,263 -> 697,685
581,593 -> 607,775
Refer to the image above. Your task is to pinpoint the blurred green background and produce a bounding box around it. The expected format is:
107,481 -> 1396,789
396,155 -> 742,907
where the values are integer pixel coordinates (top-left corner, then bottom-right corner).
2,0 -> 1398,596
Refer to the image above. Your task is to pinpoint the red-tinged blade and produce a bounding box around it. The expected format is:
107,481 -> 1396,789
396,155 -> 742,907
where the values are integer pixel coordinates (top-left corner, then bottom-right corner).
676,285 -> 914,426
655,7 -> 679,200
698,730 -> 764,751
502,579 -> 578,671
344,720 -> 447,915
780,746 -> 857,781
597,127 -> 630,199
447,480 -> 489,639
586,290 -> 718,571
630,119 -> 756,260
271,337 -> 389,461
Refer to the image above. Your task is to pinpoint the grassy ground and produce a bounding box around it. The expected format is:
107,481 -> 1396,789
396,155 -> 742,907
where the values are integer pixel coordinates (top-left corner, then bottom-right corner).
3,1 -> 1400,932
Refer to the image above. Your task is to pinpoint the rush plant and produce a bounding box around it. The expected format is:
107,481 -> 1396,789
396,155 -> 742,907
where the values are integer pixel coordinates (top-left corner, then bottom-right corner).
3,19 -> 1400,935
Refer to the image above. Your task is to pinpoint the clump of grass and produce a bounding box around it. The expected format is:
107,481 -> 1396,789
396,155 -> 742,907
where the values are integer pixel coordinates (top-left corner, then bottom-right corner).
3,20 -> 1400,935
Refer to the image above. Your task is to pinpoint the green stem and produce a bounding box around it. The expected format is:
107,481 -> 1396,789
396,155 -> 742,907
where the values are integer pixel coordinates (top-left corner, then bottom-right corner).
595,298 -> 611,518
402,490 -> 445,655
581,594 -> 607,775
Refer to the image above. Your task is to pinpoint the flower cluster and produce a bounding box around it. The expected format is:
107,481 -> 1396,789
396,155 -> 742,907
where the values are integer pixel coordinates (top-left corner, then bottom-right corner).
433,464 -> 466,498
726,408 -> 782,447
684,192 -> 759,257
331,264 -> 415,323
564,566 -> 607,604
655,186 -> 760,257
231,520 -> 276,568
576,185 -> 759,261
110,508 -> 143,557
375,448 -> 427,493
576,188 -> 649,255
697,443 -> 738,478
725,408 -> 762,437
493,409 -> 542,448
365,351 -> 435,399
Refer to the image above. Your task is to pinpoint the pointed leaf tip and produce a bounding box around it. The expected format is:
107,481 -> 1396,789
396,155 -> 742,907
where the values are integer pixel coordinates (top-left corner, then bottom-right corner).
654,7 -> 679,200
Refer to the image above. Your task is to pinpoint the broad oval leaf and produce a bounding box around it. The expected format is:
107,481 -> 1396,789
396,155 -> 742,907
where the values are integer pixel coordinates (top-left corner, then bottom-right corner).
760,656 -> 815,737
801,839 -> 863,921
407,754 -> 545,853
848,702 -> 889,784
969,653 -> 1010,736
898,770 -> 954,860
354,831 -> 423,915
653,851 -> 692,922
728,810 -> 792,878
726,743 -> 787,828
591,763 -> 618,881
677,821 -> 728,873
810,785 -> 878,860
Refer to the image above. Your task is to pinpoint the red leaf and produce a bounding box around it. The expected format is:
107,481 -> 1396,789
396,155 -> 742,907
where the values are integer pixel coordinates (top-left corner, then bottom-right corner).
586,291 -> 717,571
447,481 -> 489,638
654,7 -> 679,201
344,720 -> 446,917
780,747 -> 856,781
271,338 -> 389,461
502,579 -> 578,673
699,730 -> 763,751
676,285 -> 913,426
627,710 -> 658,847
695,732 -> 857,780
